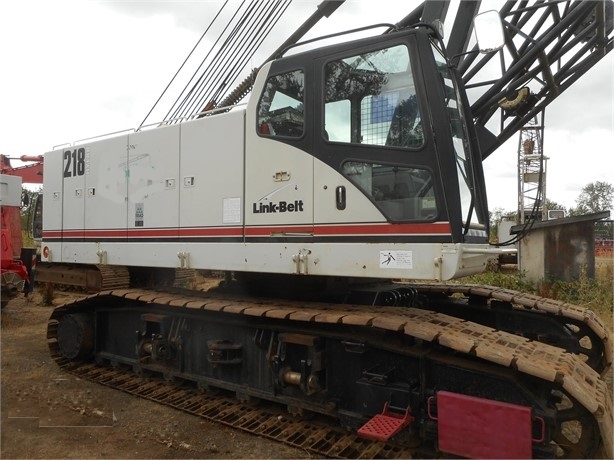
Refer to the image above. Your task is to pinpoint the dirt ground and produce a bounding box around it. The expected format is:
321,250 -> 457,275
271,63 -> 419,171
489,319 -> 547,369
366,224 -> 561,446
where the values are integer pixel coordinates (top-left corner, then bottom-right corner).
1,289 -> 311,459
3,281 -> 612,459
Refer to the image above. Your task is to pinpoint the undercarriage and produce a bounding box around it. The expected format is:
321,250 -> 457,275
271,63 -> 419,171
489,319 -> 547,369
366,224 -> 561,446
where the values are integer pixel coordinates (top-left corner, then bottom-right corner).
48,276 -> 612,459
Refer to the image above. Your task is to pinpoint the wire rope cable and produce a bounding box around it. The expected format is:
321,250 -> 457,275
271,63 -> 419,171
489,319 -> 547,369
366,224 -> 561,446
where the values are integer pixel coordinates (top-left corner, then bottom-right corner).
165,0 -> 292,122
137,0 -> 231,129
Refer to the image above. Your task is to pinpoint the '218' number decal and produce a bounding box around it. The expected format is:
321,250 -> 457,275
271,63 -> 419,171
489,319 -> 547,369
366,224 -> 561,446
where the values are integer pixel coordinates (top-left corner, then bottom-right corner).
63,148 -> 85,177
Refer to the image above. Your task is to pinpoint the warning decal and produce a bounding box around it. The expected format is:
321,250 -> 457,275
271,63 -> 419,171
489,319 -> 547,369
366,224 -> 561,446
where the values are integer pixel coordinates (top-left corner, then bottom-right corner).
379,250 -> 413,269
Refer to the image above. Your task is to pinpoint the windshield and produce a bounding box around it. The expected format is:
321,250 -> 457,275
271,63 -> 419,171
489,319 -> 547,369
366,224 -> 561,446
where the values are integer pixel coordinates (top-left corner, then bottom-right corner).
431,43 -> 481,229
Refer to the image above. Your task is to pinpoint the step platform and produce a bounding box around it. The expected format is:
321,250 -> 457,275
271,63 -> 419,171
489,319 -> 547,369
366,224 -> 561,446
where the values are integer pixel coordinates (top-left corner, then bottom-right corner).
357,402 -> 414,442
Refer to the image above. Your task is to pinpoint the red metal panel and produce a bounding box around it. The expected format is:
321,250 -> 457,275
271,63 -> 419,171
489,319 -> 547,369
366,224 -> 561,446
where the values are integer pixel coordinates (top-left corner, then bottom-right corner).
437,391 -> 532,459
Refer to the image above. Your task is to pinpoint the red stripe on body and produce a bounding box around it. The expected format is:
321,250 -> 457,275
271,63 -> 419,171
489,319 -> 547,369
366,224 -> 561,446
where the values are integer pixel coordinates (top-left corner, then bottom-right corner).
44,222 -> 452,239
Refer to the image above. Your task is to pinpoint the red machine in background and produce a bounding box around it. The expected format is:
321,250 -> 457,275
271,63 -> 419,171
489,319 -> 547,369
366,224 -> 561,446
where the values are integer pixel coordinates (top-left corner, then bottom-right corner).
0,154 -> 43,307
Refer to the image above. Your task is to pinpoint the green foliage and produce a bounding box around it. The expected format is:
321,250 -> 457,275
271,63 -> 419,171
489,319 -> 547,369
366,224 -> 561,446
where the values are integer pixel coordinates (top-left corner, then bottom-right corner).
537,268 -> 613,329
543,198 -> 566,216
19,187 -> 40,217
569,181 -> 613,216
19,187 -> 41,245
457,262 -> 613,330
457,265 -> 534,292
21,230 -> 36,249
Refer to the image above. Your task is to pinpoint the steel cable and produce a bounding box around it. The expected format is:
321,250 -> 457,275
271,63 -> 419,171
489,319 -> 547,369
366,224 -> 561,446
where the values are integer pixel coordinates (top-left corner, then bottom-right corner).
164,0 -> 250,122
207,0 -> 291,107
171,0 -> 265,120
137,0 -> 231,129
168,0 -> 291,122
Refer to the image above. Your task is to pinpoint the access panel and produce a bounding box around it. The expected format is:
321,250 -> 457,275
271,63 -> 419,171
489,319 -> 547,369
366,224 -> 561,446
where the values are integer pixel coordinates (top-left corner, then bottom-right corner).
127,125 -> 180,234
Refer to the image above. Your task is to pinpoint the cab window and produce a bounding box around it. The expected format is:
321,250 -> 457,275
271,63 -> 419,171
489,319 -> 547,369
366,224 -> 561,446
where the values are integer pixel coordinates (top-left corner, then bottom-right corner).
342,162 -> 437,221
324,45 -> 423,148
257,70 -> 304,138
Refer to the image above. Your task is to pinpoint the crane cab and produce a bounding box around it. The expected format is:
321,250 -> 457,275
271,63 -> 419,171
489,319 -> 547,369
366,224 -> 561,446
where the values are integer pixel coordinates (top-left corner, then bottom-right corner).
245,26 -> 492,277
41,26 -> 495,281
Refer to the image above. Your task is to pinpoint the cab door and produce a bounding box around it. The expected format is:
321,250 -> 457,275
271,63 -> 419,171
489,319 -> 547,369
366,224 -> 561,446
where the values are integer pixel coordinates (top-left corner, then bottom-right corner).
244,64 -> 313,237
313,36 -> 445,228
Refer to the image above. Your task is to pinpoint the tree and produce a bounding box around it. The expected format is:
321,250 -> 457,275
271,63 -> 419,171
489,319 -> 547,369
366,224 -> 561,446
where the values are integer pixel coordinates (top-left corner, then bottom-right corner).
543,198 -> 567,214
570,181 -> 613,216
19,187 -> 41,245
541,198 -> 567,220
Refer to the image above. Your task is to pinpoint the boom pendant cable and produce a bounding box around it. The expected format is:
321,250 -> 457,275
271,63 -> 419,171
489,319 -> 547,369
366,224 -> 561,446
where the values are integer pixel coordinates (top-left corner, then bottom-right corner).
171,0 -> 268,121
165,0 -> 249,123
170,0 -> 291,121
137,0 -> 231,130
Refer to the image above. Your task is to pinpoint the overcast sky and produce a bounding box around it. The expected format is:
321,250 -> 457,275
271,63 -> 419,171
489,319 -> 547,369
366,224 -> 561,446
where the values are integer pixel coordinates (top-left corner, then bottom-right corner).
1,0 -> 612,213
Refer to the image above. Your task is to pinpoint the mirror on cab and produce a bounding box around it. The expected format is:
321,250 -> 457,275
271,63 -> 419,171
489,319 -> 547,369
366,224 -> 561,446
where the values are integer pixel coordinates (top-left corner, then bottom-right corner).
473,10 -> 505,54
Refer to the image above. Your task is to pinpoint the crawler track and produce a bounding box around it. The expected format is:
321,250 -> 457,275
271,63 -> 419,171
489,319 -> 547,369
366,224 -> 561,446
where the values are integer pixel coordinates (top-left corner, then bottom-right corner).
48,284 -> 613,458
48,360 -> 417,458
414,283 -> 611,373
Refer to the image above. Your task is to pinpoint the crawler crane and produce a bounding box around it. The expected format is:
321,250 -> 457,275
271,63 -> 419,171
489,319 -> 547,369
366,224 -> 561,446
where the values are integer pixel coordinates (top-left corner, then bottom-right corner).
42,1 -> 613,458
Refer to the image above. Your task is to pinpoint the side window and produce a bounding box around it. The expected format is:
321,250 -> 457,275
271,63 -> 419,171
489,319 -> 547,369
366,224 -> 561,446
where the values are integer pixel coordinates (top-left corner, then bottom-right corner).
257,70 -> 304,138
342,162 -> 437,221
324,45 -> 423,148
